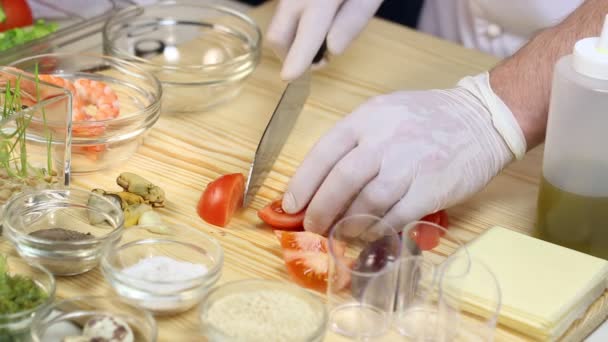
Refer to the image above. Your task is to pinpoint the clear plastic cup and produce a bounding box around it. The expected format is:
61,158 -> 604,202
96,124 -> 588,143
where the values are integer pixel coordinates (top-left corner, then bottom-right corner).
438,256 -> 502,342
327,215 -> 402,339
394,220 -> 471,340
393,256 -> 438,340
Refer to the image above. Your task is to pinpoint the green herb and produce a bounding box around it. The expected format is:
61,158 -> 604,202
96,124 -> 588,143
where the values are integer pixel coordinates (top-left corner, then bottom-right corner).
0,20 -> 58,52
0,255 -> 47,315
0,65 -> 54,183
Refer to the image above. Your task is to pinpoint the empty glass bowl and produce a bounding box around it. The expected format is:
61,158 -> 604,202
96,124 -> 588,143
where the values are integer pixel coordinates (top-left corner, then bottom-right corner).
0,256 -> 55,340
2,188 -> 124,276
30,296 -> 157,342
9,53 -> 162,173
103,0 -> 261,113
101,226 -> 223,315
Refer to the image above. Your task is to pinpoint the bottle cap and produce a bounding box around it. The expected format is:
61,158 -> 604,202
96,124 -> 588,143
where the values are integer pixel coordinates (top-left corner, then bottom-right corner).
573,14 -> 608,79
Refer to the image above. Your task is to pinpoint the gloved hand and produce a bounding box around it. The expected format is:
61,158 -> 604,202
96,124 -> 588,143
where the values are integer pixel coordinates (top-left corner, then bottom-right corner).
266,0 -> 383,81
281,72 -> 527,236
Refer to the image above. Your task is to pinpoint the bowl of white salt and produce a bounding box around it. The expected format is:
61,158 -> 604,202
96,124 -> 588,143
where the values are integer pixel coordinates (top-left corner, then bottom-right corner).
101,226 -> 223,315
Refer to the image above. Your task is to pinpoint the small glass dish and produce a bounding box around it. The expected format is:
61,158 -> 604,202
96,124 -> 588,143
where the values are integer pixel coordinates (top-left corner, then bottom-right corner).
0,255 -> 56,340
2,188 -> 125,276
9,53 -> 162,173
30,296 -> 157,342
101,226 -> 223,315
103,0 -> 261,113
200,279 -> 328,342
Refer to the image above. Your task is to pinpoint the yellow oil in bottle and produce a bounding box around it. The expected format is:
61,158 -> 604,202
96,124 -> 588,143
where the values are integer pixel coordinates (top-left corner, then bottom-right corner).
535,175 -> 608,259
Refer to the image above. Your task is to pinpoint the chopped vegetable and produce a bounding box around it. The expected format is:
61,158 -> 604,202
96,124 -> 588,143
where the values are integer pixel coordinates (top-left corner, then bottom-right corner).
117,172 -> 165,208
0,20 -> 57,52
137,210 -> 172,235
197,173 -> 244,227
274,231 -> 351,293
258,198 -> 305,231
0,254 -> 48,315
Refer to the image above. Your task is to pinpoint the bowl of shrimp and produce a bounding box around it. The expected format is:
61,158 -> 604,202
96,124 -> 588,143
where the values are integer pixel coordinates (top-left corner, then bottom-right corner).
9,53 -> 162,173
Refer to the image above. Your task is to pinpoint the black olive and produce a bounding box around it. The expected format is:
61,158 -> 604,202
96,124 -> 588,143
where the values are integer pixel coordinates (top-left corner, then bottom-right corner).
351,235 -> 401,299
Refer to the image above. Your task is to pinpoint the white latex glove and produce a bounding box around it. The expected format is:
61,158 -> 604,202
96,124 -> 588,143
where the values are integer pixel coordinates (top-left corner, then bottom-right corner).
266,0 -> 383,81
282,72 -> 527,235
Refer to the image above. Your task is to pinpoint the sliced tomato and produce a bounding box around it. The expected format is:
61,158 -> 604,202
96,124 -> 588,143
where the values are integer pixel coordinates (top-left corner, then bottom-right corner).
274,230 -> 351,292
406,210 -> 449,251
197,173 -> 245,227
258,198 -> 305,231
420,210 -> 449,236
0,0 -> 33,31
408,223 -> 441,251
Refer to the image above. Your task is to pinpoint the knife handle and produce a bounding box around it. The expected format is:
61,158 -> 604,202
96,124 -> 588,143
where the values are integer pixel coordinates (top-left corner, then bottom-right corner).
312,40 -> 328,65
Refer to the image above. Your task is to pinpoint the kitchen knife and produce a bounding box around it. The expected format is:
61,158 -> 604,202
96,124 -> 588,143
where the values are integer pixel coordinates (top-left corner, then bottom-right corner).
243,42 -> 327,207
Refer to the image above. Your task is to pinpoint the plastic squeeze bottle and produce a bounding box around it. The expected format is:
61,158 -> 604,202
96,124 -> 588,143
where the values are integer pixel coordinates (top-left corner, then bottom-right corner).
535,14 -> 608,259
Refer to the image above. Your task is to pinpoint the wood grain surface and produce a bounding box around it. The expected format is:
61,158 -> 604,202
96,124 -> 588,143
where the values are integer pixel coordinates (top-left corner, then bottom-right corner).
1,1 -> 606,341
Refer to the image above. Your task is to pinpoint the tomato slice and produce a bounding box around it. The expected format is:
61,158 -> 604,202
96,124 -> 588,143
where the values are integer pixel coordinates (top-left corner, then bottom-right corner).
408,222 -> 442,251
197,173 -> 245,227
406,210 -> 449,251
0,0 -> 34,31
420,210 -> 449,236
258,198 -> 305,231
274,230 -> 351,292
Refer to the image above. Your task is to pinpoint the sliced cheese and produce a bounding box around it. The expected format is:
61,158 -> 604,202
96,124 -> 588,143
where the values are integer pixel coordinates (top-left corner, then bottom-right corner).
460,226 -> 608,341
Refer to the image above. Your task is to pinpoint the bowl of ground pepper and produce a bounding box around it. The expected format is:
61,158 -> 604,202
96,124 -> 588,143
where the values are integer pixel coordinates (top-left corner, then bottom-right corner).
2,188 -> 125,276
0,255 -> 56,340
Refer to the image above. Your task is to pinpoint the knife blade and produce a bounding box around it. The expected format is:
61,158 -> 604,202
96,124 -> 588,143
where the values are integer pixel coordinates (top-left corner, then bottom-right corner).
243,42 -> 327,207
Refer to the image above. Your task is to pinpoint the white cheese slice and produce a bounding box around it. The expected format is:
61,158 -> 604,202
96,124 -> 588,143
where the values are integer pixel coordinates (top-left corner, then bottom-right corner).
459,226 -> 608,340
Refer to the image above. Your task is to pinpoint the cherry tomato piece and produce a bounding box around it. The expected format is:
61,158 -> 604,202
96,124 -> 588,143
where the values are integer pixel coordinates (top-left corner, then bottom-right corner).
258,198 -> 305,230
196,173 -> 245,227
0,0 -> 33,31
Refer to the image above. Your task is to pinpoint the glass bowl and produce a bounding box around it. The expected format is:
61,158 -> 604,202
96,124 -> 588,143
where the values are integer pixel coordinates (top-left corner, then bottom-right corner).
2,188 -> 125,276
9,53 -> 162,173
103,0 -> 261,113
0,255 -> 55,340
30,296 -> 157,342
101,226 -> 223,315
199,279 -> 328,342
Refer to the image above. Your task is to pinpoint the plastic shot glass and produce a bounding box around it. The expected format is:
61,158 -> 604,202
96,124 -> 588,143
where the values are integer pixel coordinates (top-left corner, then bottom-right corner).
327,214 -> 402,339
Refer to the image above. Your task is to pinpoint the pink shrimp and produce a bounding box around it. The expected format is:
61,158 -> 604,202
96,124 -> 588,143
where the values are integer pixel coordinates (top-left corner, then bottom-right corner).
73,78 -> 120,120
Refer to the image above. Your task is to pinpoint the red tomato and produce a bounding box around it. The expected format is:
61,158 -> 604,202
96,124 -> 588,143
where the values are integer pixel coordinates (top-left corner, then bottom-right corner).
274,231 -> 351,292
405,210 -> 449,251
196,173 -> 245,227
258,198 -> 305,230
408,223 -> 442,251
420,210 -> 449,236
0,0 -> 33,31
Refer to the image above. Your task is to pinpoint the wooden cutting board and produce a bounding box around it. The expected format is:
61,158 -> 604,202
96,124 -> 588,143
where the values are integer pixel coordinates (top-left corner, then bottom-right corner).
1,1 -> 607,341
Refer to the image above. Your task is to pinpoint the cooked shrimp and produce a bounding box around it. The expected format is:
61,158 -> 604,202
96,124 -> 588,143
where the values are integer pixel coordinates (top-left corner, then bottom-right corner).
73,79 -> 120,120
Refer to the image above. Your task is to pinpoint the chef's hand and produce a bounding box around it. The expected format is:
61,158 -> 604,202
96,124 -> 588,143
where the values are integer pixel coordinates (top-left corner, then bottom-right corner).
282,72 -> 527,235
266,0 -> 383,81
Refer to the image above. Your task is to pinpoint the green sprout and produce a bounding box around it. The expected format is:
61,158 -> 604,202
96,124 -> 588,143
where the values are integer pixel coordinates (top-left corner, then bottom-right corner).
0,66 -> 55,183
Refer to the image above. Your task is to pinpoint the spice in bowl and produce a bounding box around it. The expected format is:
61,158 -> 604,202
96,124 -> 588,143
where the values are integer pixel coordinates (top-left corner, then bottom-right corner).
29,228 -> 93,242
0,254 -> 54,340
120,256 -> 208,312
200,280 -> 327,342
0,255 -> 48,314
